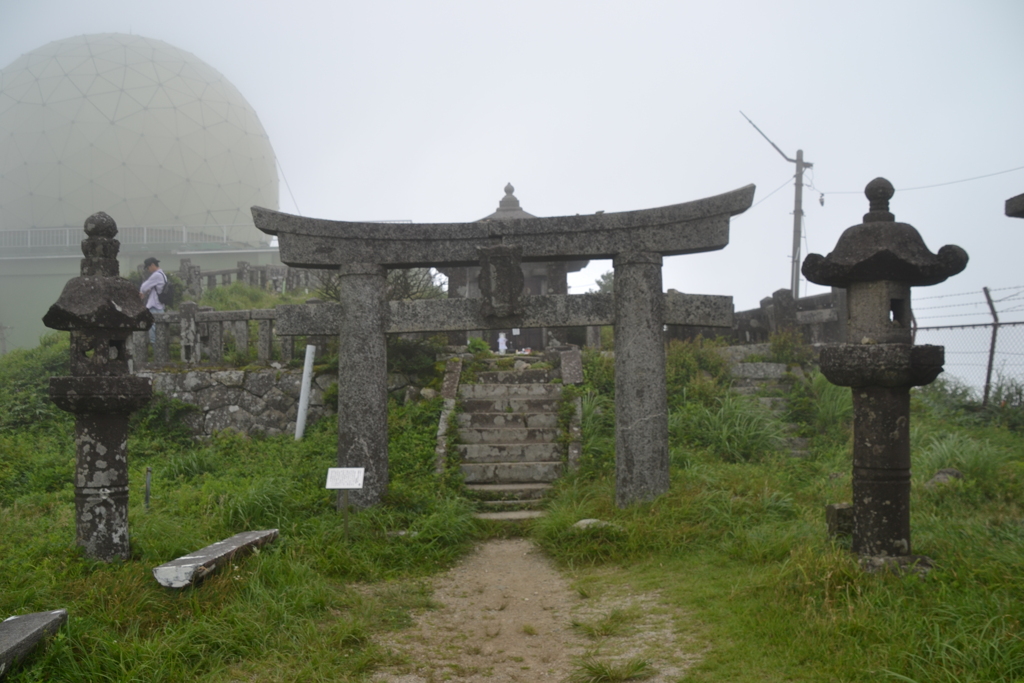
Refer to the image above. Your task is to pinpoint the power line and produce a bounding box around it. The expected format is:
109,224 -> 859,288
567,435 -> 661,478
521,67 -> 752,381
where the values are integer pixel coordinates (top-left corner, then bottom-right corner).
914,301 -> 990,311
276,158 -> 302,216
750,175 -> 796,209
916,285 -> 1024,301
812,164 -> 1024,196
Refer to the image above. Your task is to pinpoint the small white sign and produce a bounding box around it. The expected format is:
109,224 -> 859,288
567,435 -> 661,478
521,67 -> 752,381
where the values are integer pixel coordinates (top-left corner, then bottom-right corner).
512,328 -> 521,336
325,468 -> 365,490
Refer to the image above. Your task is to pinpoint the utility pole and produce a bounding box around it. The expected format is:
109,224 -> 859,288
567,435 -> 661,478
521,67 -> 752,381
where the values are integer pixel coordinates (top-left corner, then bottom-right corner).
740,112 -> 813,298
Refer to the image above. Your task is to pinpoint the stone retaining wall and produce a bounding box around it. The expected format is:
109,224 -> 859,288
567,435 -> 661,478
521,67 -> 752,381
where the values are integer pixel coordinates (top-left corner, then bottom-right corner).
140,369 -> 333,437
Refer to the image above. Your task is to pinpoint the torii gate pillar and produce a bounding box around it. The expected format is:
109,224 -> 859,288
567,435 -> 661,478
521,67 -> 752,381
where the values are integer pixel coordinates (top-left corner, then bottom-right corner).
614,251 -> 669,505
335,263 -> 389,508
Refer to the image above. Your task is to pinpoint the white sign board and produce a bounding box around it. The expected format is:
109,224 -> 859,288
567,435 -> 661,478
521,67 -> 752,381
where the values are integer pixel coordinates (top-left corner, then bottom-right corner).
325,468 -> 365,490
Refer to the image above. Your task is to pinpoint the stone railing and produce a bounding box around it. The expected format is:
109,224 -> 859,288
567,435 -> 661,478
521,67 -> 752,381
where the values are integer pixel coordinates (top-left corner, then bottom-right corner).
131,301 -> 333,368
169,259 -> 326,299
731,288 -> 848,345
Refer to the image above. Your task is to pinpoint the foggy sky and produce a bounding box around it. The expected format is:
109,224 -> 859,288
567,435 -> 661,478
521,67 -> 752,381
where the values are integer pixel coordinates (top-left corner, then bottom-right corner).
1,0 -> 1022,325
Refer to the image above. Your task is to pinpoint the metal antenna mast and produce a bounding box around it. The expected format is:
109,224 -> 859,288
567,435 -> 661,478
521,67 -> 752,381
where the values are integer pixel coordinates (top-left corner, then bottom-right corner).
740,111 -> 813,298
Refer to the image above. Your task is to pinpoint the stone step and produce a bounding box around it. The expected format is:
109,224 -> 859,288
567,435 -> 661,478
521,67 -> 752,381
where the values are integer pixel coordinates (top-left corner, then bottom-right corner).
474,509 -> 547,520
458,443 -> 562,463
466,483 -> 553,501
456,412 -> 559,429
458,427 -> 560,444
731,362 -> 789,381
460,397 -> 561,413
476,369 -> 557,384
460,383 -> 563,399
786,436 -> 811,450
482,355 -> 547,367
718,344 -> 771,364
476,498 -> 544,510
461,461 -> 562,484
731,379 -> 789,393
757,397 -> 788,411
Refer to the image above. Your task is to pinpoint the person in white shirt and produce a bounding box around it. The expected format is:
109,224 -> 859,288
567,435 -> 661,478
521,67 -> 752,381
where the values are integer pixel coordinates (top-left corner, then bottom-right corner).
139,257 -> 167,343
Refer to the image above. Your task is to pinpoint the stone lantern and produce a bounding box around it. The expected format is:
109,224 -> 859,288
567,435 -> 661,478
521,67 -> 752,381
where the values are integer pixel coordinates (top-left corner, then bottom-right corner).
803,178 -> 968,558
43,212 -> 153,562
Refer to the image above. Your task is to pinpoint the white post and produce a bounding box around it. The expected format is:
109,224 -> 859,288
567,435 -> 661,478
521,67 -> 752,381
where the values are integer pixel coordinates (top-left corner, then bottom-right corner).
294,344 -> 317,440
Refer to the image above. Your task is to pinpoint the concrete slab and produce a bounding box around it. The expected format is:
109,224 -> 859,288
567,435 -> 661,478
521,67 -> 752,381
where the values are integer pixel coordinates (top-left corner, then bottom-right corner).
0,609 -> 67,679
153,529 -> 278,588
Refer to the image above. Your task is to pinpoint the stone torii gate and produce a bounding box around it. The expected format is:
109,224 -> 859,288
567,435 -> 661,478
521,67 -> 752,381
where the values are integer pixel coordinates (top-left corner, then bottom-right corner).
252,184 -> 754,508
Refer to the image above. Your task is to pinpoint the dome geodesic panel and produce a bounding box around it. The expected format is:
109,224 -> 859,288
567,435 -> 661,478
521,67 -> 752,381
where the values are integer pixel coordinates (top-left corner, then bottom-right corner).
0,33 -> 278,244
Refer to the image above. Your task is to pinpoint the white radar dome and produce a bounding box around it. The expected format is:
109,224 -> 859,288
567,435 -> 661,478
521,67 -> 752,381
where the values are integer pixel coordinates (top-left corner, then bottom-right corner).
0,33 -> 278,244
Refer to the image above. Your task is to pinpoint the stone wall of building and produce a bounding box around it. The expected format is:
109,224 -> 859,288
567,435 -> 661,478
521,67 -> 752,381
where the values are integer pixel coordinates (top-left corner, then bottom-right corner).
140,368 -> 333,438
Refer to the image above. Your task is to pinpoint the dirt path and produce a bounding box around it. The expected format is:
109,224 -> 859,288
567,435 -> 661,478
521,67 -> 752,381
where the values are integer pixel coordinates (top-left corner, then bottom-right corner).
370,539 -> 701,682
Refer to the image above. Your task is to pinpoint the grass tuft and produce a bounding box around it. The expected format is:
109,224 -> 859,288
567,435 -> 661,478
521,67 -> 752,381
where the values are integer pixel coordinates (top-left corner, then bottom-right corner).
569,656 -> 655,682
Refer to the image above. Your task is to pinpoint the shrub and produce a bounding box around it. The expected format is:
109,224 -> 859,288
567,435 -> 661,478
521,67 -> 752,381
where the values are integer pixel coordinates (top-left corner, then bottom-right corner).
665,337 -> 730,410
582,348 -> 615,397
767,328 -> 814,365
0,332 -> 71,433
578,389 -> 616,475
670,393 -> 784,462
787,370 -> 853,436
467,336 -> 491,355
388,334 -> 447,378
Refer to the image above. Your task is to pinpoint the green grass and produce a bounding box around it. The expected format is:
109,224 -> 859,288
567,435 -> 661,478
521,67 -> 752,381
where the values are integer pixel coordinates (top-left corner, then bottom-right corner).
0,386 -> 477,681
4,329 -> 1024,682
534,340 -> 1024,682
569,656 -> 655,682
572,606 -> 641,638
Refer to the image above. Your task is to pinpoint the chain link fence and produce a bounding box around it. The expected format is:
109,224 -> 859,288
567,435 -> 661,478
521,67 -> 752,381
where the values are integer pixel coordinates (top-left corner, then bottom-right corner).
914,321 -> 1024,401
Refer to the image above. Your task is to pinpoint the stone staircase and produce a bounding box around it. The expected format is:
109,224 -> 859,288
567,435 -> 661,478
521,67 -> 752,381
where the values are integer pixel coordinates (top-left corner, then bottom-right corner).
721,344 -> 811,458
456,356 -> 571,514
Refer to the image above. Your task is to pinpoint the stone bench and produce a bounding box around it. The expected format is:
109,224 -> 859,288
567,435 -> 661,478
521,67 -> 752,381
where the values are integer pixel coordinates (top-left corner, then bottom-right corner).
153,529 -> 279,588
0,609 -> 67,679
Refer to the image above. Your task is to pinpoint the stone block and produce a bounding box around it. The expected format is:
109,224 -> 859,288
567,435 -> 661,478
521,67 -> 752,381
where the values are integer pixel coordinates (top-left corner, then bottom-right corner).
826,503 -> 854,537
153,529 -> 279,588
796,308 -> 838,325
560,348 -> 584,385
819,344 -> 944,388
197,310 -> 251,323
211,370 -> 245,388
0,609 -> 67,678
730,362 -> 789,380
243,371 -> 276,398
440,358 -> 462,399
182,371 -> 214,393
